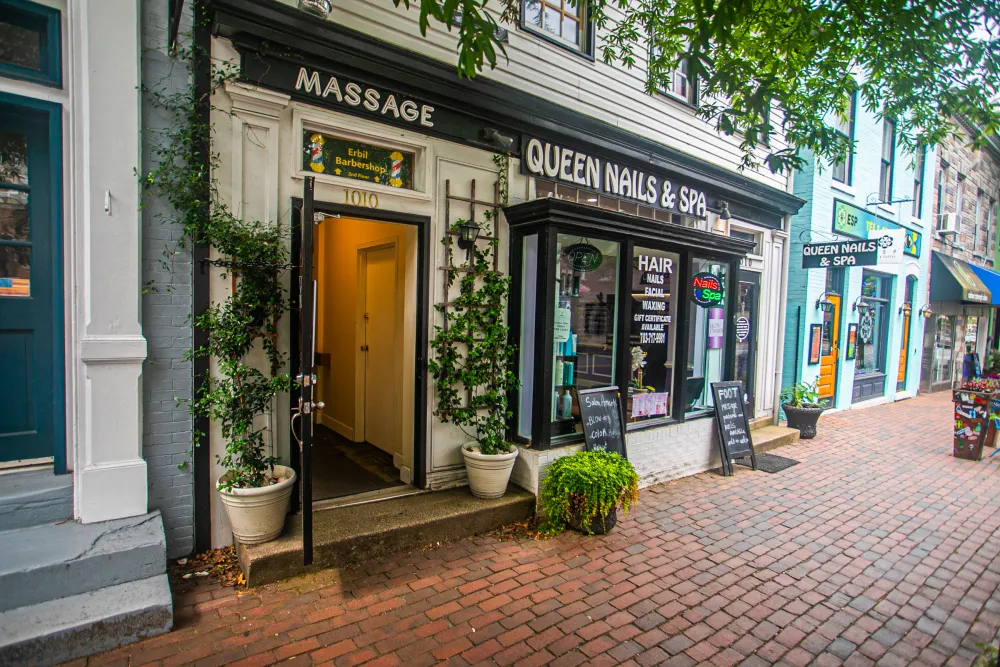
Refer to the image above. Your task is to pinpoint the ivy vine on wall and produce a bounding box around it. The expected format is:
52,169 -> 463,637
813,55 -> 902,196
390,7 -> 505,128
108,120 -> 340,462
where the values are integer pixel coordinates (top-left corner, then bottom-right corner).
143,34 -> 291,490
428,155 -> 518,456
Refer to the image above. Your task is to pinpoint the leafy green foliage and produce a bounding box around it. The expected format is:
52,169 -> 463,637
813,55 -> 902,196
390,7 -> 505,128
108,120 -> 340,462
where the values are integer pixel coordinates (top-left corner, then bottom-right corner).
975,642 -> 999,667
539,450 -> 639,535
428,155 -> 517,456
780,380 -> 821,408
143,36 -> 291,490
985,349 -> 1000,375
407,0 -> 1000,173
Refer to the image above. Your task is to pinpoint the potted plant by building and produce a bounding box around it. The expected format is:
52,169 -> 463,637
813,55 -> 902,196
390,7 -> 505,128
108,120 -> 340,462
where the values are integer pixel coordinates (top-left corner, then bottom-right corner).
780,380 -> 824,439
539,450 -> 639,535
429,208 -> 520,498
188,222 -> 295,545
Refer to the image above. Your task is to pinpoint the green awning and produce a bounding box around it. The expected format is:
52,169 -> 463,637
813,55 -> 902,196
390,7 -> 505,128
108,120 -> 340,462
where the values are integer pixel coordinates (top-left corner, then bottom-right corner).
931,252 -> 991,304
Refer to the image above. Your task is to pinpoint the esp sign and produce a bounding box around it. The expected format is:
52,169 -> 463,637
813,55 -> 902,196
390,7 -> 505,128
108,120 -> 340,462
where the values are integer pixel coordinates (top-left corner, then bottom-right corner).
801,239 -> 878,269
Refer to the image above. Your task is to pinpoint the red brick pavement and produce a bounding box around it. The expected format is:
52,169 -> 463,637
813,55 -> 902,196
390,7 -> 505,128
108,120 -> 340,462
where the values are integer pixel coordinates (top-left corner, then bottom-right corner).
77,392 -> 1000,666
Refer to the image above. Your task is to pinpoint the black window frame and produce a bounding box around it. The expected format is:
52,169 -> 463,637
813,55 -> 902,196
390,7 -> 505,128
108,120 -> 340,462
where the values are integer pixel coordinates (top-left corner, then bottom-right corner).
832,93 -> 856,185
505,197 -> 751,450
0,0 -> 61,88
519,0 -> 595,60
879,117 -> 896,203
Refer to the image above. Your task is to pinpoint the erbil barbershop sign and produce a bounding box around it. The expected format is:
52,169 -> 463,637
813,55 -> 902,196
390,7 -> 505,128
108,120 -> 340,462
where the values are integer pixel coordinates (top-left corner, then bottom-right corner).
521,137 -> 708,218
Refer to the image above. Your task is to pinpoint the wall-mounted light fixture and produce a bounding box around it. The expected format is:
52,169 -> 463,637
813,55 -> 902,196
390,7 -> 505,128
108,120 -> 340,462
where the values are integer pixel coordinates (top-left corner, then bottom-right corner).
456,219 -> 481,260
852,296 -> 871,315
718,200 -> 732,220
482,127 -> 515,151
899,302 -> 912,316
919,304 -> 934,319
299,0 -> 333,17
815,292 -> 836,313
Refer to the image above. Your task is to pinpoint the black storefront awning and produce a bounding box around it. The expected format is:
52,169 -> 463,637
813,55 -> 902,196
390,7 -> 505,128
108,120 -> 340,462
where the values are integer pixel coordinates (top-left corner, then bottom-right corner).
930,251 -> 991,305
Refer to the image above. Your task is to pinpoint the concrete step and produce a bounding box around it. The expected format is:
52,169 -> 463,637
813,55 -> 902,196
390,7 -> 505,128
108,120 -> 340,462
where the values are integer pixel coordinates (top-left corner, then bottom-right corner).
0,574 -> 172,667
748,416 -> 772,432
0,469 -> 72,532
239,487 -> 536,587
0,512 -> 167,612
751,425 -> 800,453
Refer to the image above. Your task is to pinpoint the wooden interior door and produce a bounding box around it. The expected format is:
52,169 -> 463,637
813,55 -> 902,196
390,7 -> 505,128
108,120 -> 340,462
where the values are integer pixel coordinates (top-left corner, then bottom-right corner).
818,295 -> 841,402
362,244 -> 398,455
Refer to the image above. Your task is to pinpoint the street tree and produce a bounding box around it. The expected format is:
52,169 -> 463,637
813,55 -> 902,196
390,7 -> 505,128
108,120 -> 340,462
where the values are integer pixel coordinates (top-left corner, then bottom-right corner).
396,0 -> 1000,173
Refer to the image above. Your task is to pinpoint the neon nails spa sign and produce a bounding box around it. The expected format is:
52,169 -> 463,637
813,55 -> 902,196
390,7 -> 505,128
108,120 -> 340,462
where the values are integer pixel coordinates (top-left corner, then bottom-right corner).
521,137 -> 708,218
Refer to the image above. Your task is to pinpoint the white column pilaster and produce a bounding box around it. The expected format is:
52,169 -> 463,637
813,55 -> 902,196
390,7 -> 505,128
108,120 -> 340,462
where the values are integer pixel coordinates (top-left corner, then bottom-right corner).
71,0 -> 147,523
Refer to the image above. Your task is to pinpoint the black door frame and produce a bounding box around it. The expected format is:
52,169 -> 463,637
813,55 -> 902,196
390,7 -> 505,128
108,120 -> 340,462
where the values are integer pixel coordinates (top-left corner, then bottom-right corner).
289,197 -> 431,501
736,269 -> 761,415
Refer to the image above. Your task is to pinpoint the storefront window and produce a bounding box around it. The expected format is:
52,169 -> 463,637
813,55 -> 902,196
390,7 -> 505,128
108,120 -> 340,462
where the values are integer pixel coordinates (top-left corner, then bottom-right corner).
855,272 -> 891,376
686,259 -> 728,415
517,234 -> 538,439
551,234 -> 620,437
628,246 -> 680,422
933,315 -> 955,384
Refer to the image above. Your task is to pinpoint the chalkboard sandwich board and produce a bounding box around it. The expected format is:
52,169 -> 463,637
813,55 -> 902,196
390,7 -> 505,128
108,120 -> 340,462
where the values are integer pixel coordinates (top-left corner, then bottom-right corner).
710,381 -> 757,476
577,386 -> 627,460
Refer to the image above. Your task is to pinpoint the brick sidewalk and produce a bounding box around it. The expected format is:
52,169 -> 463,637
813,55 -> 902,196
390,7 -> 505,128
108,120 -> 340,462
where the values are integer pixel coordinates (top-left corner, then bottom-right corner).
80,392 -> 1000,667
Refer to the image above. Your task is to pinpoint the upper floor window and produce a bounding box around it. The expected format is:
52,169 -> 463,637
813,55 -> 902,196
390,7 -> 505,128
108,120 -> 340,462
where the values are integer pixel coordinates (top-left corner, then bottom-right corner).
911,147 -> 925,218
879,117 -> 895,202
0,0 -> 61,87
649,42 -> 698,106
936,162 -> 948,222
975,190 -> 985,254
522,0 -> 590,55
831,94 -> 856,185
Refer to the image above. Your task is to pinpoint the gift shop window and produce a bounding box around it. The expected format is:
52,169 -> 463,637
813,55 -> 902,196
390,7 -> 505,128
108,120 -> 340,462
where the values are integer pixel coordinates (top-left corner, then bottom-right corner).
854,272 -> 892,377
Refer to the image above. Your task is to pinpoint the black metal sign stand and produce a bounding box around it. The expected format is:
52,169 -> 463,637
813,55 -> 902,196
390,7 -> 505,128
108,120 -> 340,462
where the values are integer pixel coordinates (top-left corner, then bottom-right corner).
711,381 -> 758,476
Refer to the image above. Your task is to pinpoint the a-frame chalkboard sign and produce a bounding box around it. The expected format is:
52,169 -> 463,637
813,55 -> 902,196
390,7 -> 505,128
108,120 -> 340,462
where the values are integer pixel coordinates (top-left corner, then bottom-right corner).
577,386 -> 627,460
710,381 -> 757,475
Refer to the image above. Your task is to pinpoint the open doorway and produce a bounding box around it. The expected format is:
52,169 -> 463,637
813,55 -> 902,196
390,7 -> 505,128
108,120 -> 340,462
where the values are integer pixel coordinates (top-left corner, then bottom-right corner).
310,215 -> 419,502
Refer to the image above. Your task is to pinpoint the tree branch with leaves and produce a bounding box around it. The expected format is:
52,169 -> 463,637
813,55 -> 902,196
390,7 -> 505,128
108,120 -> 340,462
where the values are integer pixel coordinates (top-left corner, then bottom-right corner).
399,0 -> 1000,173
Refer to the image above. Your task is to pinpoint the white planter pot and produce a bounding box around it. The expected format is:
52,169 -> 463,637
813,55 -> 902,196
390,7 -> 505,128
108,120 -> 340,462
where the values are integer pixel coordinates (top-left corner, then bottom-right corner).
217,465 -> 296,545
462,443 -> 518,499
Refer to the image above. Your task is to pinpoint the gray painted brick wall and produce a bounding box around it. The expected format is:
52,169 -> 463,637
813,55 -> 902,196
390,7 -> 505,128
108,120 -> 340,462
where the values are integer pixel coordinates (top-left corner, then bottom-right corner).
141,1 -> 195,559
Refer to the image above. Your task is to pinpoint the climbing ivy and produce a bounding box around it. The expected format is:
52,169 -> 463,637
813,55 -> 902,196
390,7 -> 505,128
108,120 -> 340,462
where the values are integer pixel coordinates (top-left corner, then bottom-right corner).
428,156 -> 517,456
143,28 -> 291,491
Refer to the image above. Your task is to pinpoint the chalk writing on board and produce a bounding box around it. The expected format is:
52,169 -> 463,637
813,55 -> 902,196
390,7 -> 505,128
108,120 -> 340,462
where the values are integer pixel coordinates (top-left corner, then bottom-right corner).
577,387 -> 626,459
711,381 -> 756,474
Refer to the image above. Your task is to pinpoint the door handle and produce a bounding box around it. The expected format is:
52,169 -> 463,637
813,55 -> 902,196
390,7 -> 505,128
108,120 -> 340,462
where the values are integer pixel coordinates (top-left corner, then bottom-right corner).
360,345 -> 369,351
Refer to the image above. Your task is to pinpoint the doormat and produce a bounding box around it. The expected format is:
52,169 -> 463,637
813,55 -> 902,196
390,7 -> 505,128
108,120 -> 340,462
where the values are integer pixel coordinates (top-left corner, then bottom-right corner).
737,452 -> 799,473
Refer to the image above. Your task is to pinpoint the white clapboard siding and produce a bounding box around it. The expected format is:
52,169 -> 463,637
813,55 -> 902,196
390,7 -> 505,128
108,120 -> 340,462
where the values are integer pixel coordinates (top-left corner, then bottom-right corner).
276,0 -> 790,190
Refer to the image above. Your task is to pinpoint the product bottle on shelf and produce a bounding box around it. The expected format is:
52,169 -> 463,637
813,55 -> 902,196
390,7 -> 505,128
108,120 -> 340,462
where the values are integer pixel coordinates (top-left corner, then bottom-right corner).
554,359 -> 564,386
552,390 -> 558,421
561,390 -> 573,419
564,361 -> 574,385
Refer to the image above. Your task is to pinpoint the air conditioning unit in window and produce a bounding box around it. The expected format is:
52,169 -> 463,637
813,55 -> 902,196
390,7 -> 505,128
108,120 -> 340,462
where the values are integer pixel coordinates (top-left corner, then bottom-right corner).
939,212 -> 960,236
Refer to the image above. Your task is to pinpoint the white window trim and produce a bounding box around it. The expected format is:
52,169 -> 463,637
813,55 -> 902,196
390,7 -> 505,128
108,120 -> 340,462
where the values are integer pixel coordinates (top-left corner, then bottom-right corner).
830,180 -> 856,197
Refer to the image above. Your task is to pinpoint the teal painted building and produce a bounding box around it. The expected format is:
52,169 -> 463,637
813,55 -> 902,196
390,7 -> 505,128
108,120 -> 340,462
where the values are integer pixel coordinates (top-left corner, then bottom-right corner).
782,99 -> 935,410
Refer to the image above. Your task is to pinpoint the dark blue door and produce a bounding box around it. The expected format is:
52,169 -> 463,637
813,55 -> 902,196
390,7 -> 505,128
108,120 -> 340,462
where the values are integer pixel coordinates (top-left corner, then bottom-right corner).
0,102 -> 62,464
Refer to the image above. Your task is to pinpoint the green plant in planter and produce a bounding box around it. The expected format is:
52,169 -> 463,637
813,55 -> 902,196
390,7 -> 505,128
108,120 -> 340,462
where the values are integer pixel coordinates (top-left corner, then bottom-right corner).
539,450 -> 639,535
780,380 -> 821,408
428,214 -> 518,455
